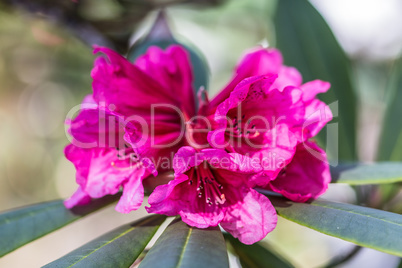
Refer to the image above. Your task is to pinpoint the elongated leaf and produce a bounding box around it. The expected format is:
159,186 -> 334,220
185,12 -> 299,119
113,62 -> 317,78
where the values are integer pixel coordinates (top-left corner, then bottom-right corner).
0,195 -> 119,257
225,234 -> 294,268
139,218 -> 229,268
268,195 -> 402,257
44,215 -> 166,268
275,0 -> 357,160
331,162 -> 402,185
378,58 -> 402,161
127,11 -> 209,95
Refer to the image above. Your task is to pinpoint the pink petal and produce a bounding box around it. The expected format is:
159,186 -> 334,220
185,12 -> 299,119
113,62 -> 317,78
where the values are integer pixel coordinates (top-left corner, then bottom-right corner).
64,187 -> 91,209
172,146 -> 198,174
220,188 -> 277,245
92,46 -> 195,119
268,141 -> 331,202
135,46 -> 195,118
146,173 -> 189,216
68,107 -> 127,149
115,168 -> 147,213
147,174 -> 225,228
271,66 -> 302,91
148,148 -> 265,229
302,99 -> 333,140
65,145 -> 141,199
210,47 -> 283,108
300,80 -> 331,102
207,75 -> 277,149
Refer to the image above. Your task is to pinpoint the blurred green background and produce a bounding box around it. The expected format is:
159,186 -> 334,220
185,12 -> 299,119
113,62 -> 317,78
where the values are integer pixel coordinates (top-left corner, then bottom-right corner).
0,0 -> 401,267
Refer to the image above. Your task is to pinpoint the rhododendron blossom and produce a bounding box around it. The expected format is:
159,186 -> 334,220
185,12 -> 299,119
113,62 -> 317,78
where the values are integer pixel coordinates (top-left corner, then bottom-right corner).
65,44 -> 333,244
65,45 -> 197,213
147,147 -> 277,244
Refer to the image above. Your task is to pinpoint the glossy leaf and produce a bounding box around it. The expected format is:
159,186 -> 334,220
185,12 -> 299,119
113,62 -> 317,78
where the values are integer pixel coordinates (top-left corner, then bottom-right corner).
44,215 -> 166,268
275,0 -> 357,160
225,234 -> 294,268
267,195 -> 402,257
331,162 -> 402,185
0,195 -> 119,257
139,218 -> 229,268
127,11 -> 209,96
378,58 -> 402,161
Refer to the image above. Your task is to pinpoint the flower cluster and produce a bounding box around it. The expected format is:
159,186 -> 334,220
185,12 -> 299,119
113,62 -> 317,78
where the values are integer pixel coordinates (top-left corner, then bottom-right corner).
64,45 -> 332,244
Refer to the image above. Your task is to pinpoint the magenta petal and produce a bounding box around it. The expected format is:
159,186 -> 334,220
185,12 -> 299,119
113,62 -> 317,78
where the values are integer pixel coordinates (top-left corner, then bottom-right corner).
148,148 -> 265,229
269,141 -> 331,202
64,187 -> 91,209
68,107 -> 127,149
271,66 -> 302,91
303,99 -> 333,140
300,80 -> 331,102
221,189 -> 277,245
208,75 -> 277,149
65,146 -> 126,197
179,206 -> 225,229
92,45 -> 195,119
146,174 -> 189,216
147,173 -> 226,228
173,146 -> 198,174
135,45 -> 195,117
64,144 -> 152,203
115,168 -> 146,213
210,48 -> 283,108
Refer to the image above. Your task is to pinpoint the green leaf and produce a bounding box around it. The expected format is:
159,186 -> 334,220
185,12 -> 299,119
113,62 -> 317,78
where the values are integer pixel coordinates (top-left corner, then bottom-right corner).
267,195 -> 402,257
331,162 -> 402,185
0,195 -> 119,257
139,218 -> 229,268
127,11 -> 209,95
274,0 -> 357,160
43,215 -> 166,268
225,234 -> 294,268
378,58 -> 402,161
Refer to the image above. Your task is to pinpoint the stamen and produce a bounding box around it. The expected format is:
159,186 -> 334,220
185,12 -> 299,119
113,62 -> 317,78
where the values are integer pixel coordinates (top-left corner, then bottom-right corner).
110,161 -> 141,171
193,163 -> 226,207
226,114 -> 262,139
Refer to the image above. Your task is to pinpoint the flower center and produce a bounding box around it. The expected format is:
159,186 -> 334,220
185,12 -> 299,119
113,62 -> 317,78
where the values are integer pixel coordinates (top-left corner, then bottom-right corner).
226,114 -> 260,139
188,163 -> 226,206
110,146 -> 141,170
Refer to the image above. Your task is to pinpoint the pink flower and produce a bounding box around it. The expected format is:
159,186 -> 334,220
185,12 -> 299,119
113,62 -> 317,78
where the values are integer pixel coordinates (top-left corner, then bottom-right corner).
206,54 -> 304,181
215,48 -> 332,199
206,47 -> 332,184
64,101 -> 156,213
92,45 -> 196,163
266,141 -> 331,202
65,45 -> 197,213
147,146 -> 277,244
146,46 -> 332,244
209,47 -> 332,143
